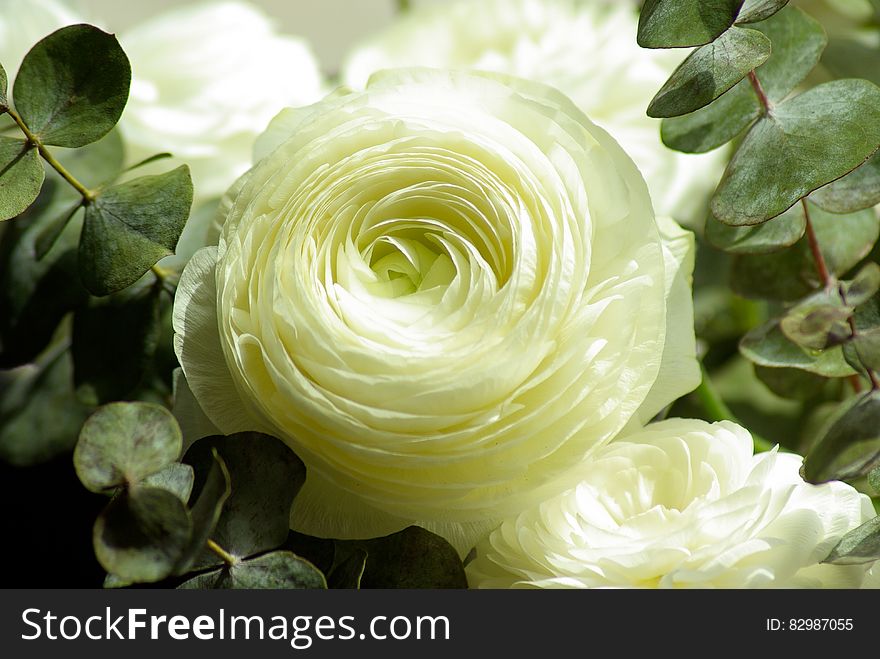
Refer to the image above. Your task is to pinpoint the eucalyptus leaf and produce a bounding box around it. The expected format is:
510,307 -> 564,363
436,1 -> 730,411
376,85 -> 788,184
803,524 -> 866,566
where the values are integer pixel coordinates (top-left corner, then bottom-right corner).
810,152 -> 880,215
647,28 -> 770,118
638,0 -> 745,48
177,551 -> 326,589
327,546 -> 367,589
34,201 -> 81,260
337,526 -> 468,589
753,365 -> 830,401
740,320 -> 856,377
779,289 -> 852,351
174,449 -> 231,575
12,24 -> 130,148
823,516 -> 880,565
0,136 -> 44,221
72,280 -> 163,405
142,463 -> 194,503
0,184 -> 88,367
281,531 -> 336,575
706,203 -> 805,254
848,328 -> 880,372
94,486 -> 191,583
712,80 -> 880,226
735,0 -> 789,23
661,7 -> 826,153
183,432 -> 305,561
802,391 -> 880,483
79,165 -> 192,296
74,401 -> 182,493
821,38 -> 880,87
842,263 -> 880,307
869,467 -> 880,494
731,204 -> 880,301
0,348 -> 92,466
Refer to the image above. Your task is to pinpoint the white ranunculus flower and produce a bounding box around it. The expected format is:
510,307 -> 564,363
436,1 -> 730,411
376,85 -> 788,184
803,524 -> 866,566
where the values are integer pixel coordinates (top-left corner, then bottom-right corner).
467,418 -> 876,588
173,69 -> 699,553
342,0 -> 726,226
119,1 -> 323,202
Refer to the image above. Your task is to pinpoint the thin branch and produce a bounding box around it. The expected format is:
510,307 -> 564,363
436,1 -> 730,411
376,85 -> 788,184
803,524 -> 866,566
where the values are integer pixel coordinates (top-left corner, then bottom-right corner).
206,539 -> 238,567
802,199 -> 832,287
747,71 -> 772,113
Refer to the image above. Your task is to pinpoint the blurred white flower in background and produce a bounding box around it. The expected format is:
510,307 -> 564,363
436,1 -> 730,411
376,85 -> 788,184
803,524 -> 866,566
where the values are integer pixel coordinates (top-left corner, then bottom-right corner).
467,418 -> 876,588
343,0 -> 727,227
119,1 -> 323,203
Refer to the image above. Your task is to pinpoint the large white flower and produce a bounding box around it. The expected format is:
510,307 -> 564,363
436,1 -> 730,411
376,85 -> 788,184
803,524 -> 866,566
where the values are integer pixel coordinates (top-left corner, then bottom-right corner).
343,0 -> 726,226
467,418 -> 876,588
173,69 -> 699,553
119,1 -> 323,201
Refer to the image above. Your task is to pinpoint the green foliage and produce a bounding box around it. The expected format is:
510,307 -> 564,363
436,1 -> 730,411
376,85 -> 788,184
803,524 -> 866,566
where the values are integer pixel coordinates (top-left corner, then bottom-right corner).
142,463 -> 194,503
12,24 -> 130,148
802,391 -> 880,483
780,289 -> 852,351
174,450 -> 231,574
735,0 -> 789,24
72,279 -> 163,405
0,60 -> 7,107
74,402 -> 182,493
706,202 -> 805,254
183,432 -> 306,563
638,0 -> 745,48
823,515 -> 880,565
0,137 -> 44,221
740,320 -> 855,377
79,165 -> 193,296
811,152 -> 880,215
178,551 -> 327,589
712,80 -> 880,225
93,486 -> 191,583
647,28 -> 770,118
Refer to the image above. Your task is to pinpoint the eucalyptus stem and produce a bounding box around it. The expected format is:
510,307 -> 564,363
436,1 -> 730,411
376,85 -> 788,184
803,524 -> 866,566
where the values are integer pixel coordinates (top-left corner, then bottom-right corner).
802,199 -> 832,287
206,539 -> 237,567
6,106 -> 95,202
695,364 -> 775,452
747,70 -> 772,113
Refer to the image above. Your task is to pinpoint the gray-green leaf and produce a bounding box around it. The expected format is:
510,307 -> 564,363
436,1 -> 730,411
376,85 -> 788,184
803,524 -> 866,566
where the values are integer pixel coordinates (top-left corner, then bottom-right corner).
0,136 -> 44,221
779,289 -> 852,351
95,487 -> 191,583
178,551 -> 326,589
712,79 -> 880,226
810,152 -> 880,215
142,463 -> 194,503
638,0 -> 745,48
12,24 -> 130,148
740,320 -> 856,377
74,401 -> 182,493
842,263 -> 880,307
183,432 -> 306,561
647,27 -> 770,118
803,391 -> 880,483
823,516 -> 880,565
0,61 -> 7,107
661,7 -> 826,153
736,0 -> 789,24
706,202 -> 805,254
79,165 -> 192,296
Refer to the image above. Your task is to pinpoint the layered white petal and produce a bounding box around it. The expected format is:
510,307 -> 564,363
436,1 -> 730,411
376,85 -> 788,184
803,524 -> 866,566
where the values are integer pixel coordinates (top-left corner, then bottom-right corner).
174,68 -> 695,547
342,0 -> 726,226
467,419 -> 875,588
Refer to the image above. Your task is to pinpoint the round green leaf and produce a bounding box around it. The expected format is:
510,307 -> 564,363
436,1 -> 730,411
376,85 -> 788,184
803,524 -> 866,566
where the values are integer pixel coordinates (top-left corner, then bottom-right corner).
740,320 -> 856,377
712,80 -> 880,226
178,551 -> 326,589
336,526 -> 468,589
0,61 -> 8,107
730,204 -> 879,301
638,0 -> 745,48
842,263 -> 880,307
647,28 -> 771,118
79,165 -> 193,296
736,0 -> 789,24
753,365 -> 830,400
142,463 -> 195,503
706,202 -> 805,254
869,467 -> 880,494
326,546 -> 368,589
824,516 -> 880,566
661,7 -> 826,154
803,392 -> 880,483
0,136 -> 44,222
183,432 -> 305,561
13,24 -> 130,148
74,401 -> 182,493
779,289 -> 853,351
811,152 -> 880,215
94,486 -> 192,583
